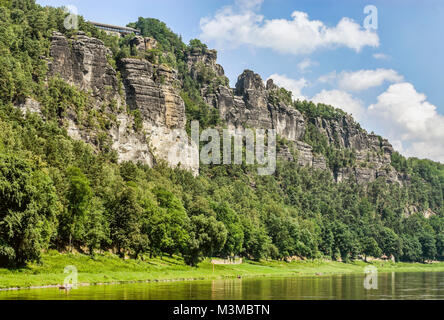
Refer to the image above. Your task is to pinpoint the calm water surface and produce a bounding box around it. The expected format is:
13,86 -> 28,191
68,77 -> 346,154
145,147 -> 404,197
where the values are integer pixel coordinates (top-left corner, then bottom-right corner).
1,272 -> 443,300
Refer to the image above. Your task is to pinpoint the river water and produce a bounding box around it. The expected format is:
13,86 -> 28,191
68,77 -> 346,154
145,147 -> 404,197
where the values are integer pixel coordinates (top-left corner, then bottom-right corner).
0,272 -> 443,300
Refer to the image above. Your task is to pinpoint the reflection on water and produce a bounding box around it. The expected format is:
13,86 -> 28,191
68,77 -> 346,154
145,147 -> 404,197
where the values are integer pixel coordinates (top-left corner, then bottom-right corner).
0,272 -> 443,300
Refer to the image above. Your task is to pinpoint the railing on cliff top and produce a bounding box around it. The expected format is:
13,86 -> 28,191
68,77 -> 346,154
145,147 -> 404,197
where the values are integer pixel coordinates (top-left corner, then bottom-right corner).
89,21 -> 141,36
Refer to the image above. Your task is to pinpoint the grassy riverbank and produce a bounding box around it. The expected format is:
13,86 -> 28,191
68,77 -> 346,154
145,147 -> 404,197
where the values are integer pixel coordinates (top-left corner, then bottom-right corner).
1,251 -> 444,289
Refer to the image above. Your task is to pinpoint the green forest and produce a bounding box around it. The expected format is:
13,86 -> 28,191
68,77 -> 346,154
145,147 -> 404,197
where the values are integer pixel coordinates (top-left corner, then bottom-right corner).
0,0 -> 443,269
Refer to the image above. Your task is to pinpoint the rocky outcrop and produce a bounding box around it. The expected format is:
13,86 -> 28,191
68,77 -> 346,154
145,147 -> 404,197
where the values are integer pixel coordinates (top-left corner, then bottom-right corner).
48,32 -> 198,173
189,60 -> 320,171
404,205 -> 437,219
187,49 -> 402,180
49,31 -> 121,102
130,36 -> 158,53
186,48 -> 225,80
310,115 -> 405,184
120,58 -> 198,174
312,116 -> 391,153
221,69 -> 402,183
15,98 -> 42,116
293,141 -> 327,170
202,70 -> 306,143
120,58 -> 185,128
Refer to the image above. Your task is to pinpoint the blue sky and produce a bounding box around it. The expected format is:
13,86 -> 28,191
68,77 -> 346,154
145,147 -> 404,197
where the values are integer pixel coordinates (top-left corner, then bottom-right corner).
37,0 -> 444,162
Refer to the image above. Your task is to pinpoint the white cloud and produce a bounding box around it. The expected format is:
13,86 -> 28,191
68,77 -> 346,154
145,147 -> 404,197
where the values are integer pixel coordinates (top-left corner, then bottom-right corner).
297,58 -> 318,72
338,69 -> 403,91
267,74 -> 308,101
368,82 -> 444,162
373,53 -> 389,60
317,69 -> 403,91
312,89 -> 366,120
200,4 -> 379,55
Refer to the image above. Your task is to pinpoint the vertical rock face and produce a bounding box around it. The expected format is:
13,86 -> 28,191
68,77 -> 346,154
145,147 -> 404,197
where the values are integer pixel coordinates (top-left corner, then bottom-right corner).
110,113 -> 153,167
49,31 -> 120,102
120,58 -> 186,129
293,141 -> 327,170
48,32 -> 154,167
48,32 -> 198,173
120,58 -> 198,174
120,58 -> 186,128
198,68 -> 306,143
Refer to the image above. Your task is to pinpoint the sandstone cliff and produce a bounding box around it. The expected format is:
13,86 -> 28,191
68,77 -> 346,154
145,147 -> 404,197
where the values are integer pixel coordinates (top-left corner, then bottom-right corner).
45,31 -> 407,184
48,31 -> 198,174
49,31 -> 120,102
120,57 -> 198,174
186,47 -> 405,184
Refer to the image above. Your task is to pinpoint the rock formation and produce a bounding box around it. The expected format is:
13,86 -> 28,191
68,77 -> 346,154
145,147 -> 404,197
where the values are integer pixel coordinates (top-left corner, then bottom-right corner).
186,48 -> 226,80
45,31 -> 406,184
130,36 -> 158,54
49,31 -> 120,102
47,31 -> 198,174
120,57 -> 198,174
185,47 -> 405,184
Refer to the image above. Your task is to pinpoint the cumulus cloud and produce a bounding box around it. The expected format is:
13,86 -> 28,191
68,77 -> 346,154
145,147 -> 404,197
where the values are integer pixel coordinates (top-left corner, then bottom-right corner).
312,89 -> 366,120
368,82 -> 444,162
200,3 -> 379,55
338,69 -> 403,91
318,69 -> 403,91
267,74 -> 308,101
